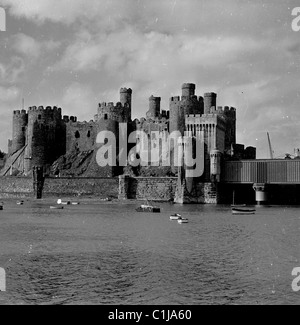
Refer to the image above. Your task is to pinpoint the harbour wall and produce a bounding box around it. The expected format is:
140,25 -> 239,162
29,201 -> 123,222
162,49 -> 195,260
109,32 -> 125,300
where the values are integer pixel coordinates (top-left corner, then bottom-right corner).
119,176 -> 178,201
0,177 -> 119,199
118,176 -> 218,203
0,177 -> 33,198
43,177 -> 119,198
0,176 -> 217,202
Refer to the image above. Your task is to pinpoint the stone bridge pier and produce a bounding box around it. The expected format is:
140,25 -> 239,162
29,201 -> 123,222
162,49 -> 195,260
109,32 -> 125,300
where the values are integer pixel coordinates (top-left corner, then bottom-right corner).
253,183 -> 268,205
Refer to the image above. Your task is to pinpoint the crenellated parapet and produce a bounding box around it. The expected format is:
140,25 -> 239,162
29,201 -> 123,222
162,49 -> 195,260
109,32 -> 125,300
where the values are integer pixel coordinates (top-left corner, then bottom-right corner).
27,106 -> 63,131
96,102 -> 127,123
135,115 -> 169,134
63,115 -> 78,123
96,88 -> 132,123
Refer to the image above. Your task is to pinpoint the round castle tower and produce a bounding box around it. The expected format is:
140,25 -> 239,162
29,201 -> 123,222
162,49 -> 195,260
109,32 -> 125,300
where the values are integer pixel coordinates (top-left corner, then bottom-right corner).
25,106 -> 62,173
170,83 -> 203,135
120,88 -> 132,122
182,83 -> 196,97
147,96 -> 161,119
12,110 -> 28,154
204,93 -> 217,114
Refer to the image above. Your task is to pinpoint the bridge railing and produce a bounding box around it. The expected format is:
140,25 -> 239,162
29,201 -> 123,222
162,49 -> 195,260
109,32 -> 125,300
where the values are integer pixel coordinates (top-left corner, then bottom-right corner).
222,159 -> 300,184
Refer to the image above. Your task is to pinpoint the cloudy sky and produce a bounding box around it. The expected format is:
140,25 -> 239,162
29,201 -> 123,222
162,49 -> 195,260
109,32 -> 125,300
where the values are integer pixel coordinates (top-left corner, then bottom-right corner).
0,0 -> 299,158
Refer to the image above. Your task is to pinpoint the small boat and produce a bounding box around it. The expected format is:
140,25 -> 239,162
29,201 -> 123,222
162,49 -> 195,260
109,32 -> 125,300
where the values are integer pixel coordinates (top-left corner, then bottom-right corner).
178,218 -> 189,224
170,214 -> 182,220
17,201 -> 24,205
231,207 -> 256,215
71,202 -> 80,205
100,198 -> 111,202
136,200 -> 160,213
50,206 -> 64,210
57,199 -> 71,205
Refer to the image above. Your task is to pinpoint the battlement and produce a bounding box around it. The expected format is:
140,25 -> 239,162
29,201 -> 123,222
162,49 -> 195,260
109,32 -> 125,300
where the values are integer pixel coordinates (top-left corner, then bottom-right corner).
170,96 -> 181,102
149,95 -> 161,102
13,110 -> 27,115
63,116 -> 78,123
204,92 -> 217,98
186,114 -> 202,118
98,102 -> 129,109
120,88 -> 132,94
135,115 -> 169,125
185,106 -> 236,119
170,95 -> 202,103
218,106 -> 236,118
28,106 -> 62,113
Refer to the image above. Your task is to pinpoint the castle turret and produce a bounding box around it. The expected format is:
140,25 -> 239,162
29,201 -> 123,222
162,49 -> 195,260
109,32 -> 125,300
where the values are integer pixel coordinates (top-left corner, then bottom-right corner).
170,83 -> 203,135
12,110 -> 28,154
182,83 -> 196,97
31,121 -> 47,168
223,106 -> 236,153
120,88 -> 132,121
204,93 -> 217,114
24,106 -> 63,174
147,96 -> 161,119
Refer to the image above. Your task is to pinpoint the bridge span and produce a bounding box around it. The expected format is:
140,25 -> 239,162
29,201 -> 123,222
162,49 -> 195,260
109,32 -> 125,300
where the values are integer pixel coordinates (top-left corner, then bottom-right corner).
221,159 -> 300,205
223,159 -> 300,184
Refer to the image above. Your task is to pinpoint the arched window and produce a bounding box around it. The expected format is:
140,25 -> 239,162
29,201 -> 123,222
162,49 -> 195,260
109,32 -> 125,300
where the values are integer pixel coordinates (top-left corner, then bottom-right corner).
75,131 -> 80,139
87,131 -> 91,138
104,114 -> 108,120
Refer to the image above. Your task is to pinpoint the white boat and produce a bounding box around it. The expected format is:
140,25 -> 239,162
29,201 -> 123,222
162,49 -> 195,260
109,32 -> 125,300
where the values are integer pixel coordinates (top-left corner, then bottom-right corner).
170,214 -> 182,220
178,218 -> 189,224
100,198 -> 111,202
57,199 -> 71,205
136,200 -> 161,213
17,201 -> 24,205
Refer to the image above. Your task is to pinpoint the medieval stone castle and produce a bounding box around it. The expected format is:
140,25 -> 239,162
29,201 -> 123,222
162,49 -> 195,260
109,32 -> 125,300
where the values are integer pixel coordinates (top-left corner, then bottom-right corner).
2,83 -> 256,185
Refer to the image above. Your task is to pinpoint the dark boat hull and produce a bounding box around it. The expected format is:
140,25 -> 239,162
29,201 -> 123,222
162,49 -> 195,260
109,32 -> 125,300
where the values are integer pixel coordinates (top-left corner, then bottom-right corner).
232,208 -> 256,215
136,207 -> 160,213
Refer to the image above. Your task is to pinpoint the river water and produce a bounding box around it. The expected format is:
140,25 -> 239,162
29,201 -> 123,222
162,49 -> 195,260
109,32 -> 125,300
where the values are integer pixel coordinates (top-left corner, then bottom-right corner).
0,199 -> 299,305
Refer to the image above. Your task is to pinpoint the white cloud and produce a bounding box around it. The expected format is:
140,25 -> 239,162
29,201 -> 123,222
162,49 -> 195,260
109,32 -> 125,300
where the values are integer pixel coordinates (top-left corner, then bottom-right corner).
0,86 -> 20,101
12,33 -> 62,60
0,57 -> 25,84
12,33 -> 42,59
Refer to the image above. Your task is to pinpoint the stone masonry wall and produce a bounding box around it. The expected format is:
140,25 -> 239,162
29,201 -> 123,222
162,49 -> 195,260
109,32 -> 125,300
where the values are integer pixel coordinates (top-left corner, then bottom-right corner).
127,177 -> 178,201
0,177 -> 33,198
43,177 -> 119,198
